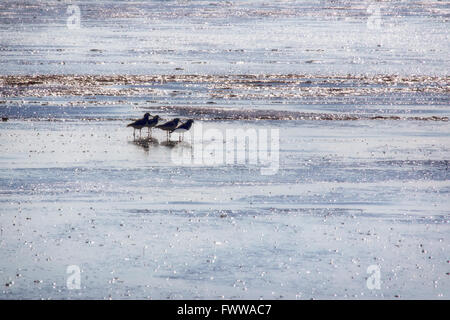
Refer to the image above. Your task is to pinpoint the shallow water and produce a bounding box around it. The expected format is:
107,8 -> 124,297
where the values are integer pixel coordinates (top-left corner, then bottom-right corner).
0,0 -> 449,299
1,118 -> 449,299
1,0 -> 449,76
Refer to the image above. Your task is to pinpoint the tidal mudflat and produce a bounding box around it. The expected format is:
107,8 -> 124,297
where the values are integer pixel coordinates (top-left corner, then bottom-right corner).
0,0 -> 449,299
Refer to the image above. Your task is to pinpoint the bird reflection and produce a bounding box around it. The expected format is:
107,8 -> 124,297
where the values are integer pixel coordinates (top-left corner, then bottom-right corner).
160,140 -> 180,148
130,137 -> 160,151
130,137 -> 192,152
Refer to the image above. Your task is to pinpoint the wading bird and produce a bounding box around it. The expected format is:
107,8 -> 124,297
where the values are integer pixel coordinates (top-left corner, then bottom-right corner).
145,115 -> 161,136
172,119 -> 194,142
155,118 -> 180,140
127,113 -> 150,139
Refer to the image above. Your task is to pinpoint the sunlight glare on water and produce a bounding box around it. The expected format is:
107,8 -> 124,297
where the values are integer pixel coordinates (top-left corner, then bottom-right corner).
0,0 -> 449,300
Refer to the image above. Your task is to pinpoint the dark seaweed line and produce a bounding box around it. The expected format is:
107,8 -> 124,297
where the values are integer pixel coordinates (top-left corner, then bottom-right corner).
148,105 -> 449,122
5,105 -> 448,122
1,73 -> 449,86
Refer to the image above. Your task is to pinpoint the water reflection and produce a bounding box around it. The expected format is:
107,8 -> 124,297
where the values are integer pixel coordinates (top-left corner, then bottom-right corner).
160,140 -> 181,148
130,137 -> 192,152
130,137 -> 160,151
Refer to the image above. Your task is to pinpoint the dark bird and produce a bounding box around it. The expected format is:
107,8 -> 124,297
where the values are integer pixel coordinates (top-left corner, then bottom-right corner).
145,115 -> 161,136
172,119 -> 194,141
127,113 -> 151,139
156,118 -> 181,140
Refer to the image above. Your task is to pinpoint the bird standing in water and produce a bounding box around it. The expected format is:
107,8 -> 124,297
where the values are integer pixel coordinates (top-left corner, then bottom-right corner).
127,113 -> 150,139
156,118 -> 181,141
145,115 -> 161,136
172,119 -> 194,142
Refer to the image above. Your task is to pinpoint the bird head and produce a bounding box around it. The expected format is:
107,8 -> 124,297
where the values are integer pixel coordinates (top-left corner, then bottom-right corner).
144,113 -> 151,119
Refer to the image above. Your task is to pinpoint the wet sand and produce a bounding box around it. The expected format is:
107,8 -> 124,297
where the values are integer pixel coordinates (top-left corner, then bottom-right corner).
1,108 -> 449,299
1,0 -> 449,300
